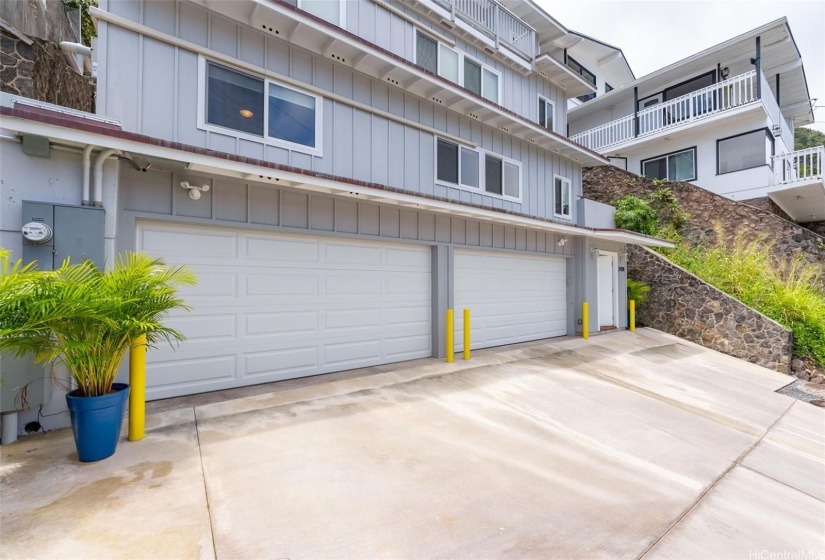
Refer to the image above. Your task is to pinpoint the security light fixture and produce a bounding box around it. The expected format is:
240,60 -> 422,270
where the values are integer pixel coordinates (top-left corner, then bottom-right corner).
591,247 -> 600,259
720,66 -> 730,79
180,181 -> 210,200
557,237 -> 568,247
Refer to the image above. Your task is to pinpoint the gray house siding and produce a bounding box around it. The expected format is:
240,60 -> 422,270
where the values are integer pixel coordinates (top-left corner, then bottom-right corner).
116,166 -> 575,258
97,0 -> 580,222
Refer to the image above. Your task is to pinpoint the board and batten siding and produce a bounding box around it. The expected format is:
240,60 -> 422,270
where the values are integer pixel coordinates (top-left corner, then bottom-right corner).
98,0 -> 580,222
116,167 -> 575,258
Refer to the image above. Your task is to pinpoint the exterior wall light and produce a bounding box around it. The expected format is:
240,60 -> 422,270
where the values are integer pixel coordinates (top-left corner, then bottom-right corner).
181,181 -> 210,200
591,247 -> 600,259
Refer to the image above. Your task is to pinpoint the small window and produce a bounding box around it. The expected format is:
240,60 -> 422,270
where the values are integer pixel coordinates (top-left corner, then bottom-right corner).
485,155 -> 503,195
503,162 -> 519,198
460,147 -> 479,188
207,62 -> 264,136
464,59 -> 482,97
576,92 -> 596,103
437,139 -> 459,184
641,148 -> 696,181
416,32 -> 438,74
717,130 -> 772,174
298,0 -> 341,26
554,176 -> 571,217
567,56 -> 596,86
538,97 -> 554,131
605,83 -> 614,93
482,68 -> 499,103
439,44 -> 460,82
268,83 -> 317,148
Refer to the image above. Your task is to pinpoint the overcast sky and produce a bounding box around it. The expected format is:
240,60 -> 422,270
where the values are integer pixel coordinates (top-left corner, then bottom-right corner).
538,0 -> 825,134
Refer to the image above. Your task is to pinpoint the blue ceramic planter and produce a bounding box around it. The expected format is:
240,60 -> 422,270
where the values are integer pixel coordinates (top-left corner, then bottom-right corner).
65,383 -> 130,463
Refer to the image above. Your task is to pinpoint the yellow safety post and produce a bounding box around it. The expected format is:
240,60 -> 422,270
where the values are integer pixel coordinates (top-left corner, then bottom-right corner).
128,334 -> 147,442
582,302 -> 589,340
446,309 -> 454,363
629,300 -> 636,332
463,309 -> 471,360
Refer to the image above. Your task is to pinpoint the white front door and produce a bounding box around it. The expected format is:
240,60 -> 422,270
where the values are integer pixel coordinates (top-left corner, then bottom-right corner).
453,249 -> 567,350
136,221 -> 432,400
597,252 -> 618,328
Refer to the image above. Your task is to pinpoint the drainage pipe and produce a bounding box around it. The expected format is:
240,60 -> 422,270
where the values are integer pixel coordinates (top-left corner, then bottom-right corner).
59,42 -> 92,74
82,144 -> 95,205
1,411 -> 18,445
93,148 -> 119,206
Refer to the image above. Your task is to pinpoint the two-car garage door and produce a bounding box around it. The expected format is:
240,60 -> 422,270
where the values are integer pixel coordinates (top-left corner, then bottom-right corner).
137,222 -> 568,400
137,222 -> 432,400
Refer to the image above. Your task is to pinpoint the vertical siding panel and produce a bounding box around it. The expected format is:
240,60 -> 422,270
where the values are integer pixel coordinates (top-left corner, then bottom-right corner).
143,0 -> 175,33
239,26 -> 265,67
291,48 -> 314,84
176,49 -> 205,145
359,0 -> 376,44
388,122 -> 405,189
266,38 -> 290,75
335,199 -> 359,233
379,207 -> 401,238
374,7 -> 393,52
141,39 -> 174,140
209,15 -> 238,57
400,210 -> 419,239
352,109 -> 372,181
310,196 -> 335,231
178,2 -> 207,46
372,116 -> 389,185
333,103 -> 354,178
314,98 -> 335,173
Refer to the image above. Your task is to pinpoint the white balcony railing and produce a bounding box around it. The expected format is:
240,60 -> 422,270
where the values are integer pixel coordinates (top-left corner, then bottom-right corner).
431,0 -> 536,59
773,146 -> 824,185
571,71 -> 759,152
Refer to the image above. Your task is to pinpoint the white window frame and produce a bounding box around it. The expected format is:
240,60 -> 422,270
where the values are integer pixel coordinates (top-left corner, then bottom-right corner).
553,175 -> 572,219
296,0 -> 346,28
538,95 -> 555,132
197,56 -> 324,157
641,147 -> 697,181
414,34 -> 502,104
434,137 -> 521,202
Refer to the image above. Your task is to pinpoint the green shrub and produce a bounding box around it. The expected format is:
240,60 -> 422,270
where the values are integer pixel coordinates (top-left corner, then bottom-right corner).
614,195 -> 658,236
627,279 -> 650,306
660,225 -> 825,366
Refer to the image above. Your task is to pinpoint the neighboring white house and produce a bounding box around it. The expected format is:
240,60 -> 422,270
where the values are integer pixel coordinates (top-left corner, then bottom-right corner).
567,18 -> 822,224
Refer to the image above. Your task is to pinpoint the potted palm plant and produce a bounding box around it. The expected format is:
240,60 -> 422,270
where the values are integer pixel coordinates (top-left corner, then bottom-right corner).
0,250 -> 195,462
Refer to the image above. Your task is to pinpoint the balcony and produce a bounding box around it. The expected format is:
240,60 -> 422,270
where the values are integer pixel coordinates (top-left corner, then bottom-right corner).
773,146 -> 823,186
570,70 -> 792,154
428,0 -> 537,60
769,146 -> 825,223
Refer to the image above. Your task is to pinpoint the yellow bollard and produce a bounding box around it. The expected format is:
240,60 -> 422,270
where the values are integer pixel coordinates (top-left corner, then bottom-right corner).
463,308 -> 471,360
446,309 -> 454,363
629,300 -> 636,332
582,302 -> 589,340
128,334 -> 147,442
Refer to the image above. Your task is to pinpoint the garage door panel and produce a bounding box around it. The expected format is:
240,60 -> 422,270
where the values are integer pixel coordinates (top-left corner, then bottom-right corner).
137,222 -> 432,399
244,347 -> 318,377
455,250 -> 567,351
245,236 -> 319,262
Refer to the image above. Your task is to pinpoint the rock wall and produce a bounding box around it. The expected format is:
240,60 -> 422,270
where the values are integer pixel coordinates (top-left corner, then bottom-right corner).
628,245 -> 793,373
0,0 -> 78,44
1,29 -> 95,113
583,166 -> 825,271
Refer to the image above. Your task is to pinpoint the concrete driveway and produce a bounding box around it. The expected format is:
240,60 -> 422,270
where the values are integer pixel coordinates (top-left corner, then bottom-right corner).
2,328 -> 823,559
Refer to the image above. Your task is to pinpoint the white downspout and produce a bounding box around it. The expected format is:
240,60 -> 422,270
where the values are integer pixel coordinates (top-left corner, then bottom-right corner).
82,145 -> 95,205
93,148 -> 119,207
59,42 -> 92,74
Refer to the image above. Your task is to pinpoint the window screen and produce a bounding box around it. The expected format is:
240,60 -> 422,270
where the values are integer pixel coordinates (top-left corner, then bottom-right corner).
464,59 -> 482,96
207,63 -> 264,136
485,155 -> 502,194
718,130 -> 770,174
439,45 -> 459,82
642,158 -> 668,181
437,139 -> 459,183
460,147 -> 479,188
482,69 -> 498,103
300,0 -> 339,26
268,83 -> 316,148
416,33 -> 437,74
503,162 -> 519,197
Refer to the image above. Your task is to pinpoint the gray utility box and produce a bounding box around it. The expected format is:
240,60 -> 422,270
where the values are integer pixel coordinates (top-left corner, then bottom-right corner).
21,201 -> 105,270
0,203 -> 105,414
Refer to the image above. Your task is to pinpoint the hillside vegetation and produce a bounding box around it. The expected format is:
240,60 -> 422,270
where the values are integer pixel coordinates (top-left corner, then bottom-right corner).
795,126 -> 825,150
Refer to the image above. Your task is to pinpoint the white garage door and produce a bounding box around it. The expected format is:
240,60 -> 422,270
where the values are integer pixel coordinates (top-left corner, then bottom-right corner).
454,249 -> 567,350
136,222 -> 432,400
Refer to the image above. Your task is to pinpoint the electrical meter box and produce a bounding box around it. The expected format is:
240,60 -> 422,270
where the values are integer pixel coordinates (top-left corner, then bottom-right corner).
0,203 -> 105,414
21,201 -> 105,270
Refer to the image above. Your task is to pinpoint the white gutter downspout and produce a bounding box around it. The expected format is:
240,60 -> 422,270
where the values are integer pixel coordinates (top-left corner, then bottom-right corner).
82,144 -> 95,205
93,148 -> 119,207
59,41 -> 92,74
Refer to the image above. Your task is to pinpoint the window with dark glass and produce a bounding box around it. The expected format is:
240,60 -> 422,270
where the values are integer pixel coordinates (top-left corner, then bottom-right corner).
641,148 -> 696,181
460,147 -> 479,188
576,92 -> 597,103
416,32 -> 438,74
437,139 -> 459,183
605,83 -> 614,93
717,130 -> 772,174
485,155 -> 502,195
566,56 -> 596,86
207,62 -> 264,136
268,83 -> 317,148
554,177 -> 571,217
539,97 -> 554,131
464,59 -> 482,96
